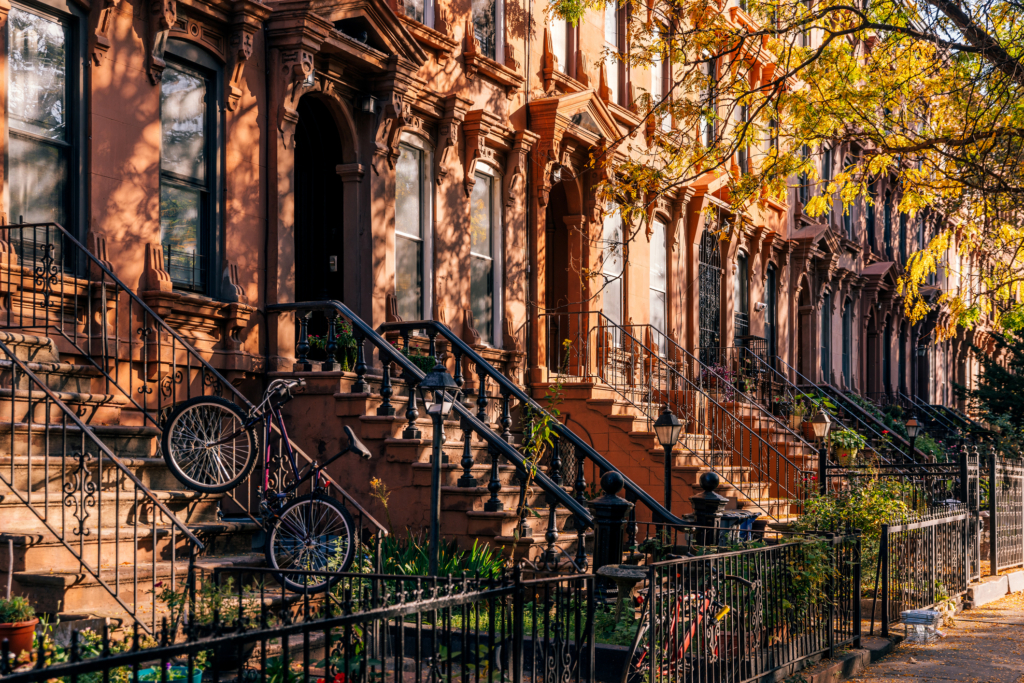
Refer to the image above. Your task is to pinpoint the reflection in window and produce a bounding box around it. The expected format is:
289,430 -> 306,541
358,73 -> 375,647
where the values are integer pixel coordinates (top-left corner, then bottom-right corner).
866,183 -> 877,247
551,14 -> 567,72
160,63 -> 210,291
650,220 -> 668,347
404,0 -> 424,23
734,252 -> 749,340
8,5 -> 69,261
601,204 -> 623,330
472,0 -> 497,59
821,292 -> 831,382
396,144 -> 426,321
604,2 -> 621,105
470,172 -> 497,343
702,57 -> 716,147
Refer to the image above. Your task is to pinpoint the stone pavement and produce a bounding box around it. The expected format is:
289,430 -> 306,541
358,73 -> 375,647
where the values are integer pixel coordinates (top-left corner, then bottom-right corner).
850,591 -> 1024,683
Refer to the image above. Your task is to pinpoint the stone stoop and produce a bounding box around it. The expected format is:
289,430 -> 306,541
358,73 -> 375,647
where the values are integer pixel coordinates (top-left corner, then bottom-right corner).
276,370 -> 589,567
0,330 -> 262,630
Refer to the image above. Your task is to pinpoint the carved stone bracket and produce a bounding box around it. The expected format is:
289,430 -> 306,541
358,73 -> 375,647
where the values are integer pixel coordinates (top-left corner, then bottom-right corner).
436,94 -> 471,187
146,0 -> 177,85
533,134 -> 562,209
503,130 -> 539,208
669,188 -> 696,252
143,243 -> 173,293
92,0 -> 120,66
227,1 -> 271,111
222,259 -> 248,303
462,110 -> 501,197
278,47 -> 315,138
371,56 -> 424,174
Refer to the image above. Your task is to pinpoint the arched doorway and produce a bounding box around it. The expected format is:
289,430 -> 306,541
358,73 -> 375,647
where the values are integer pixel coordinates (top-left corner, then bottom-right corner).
294,96 -> 345,305
698,229 -> 721,364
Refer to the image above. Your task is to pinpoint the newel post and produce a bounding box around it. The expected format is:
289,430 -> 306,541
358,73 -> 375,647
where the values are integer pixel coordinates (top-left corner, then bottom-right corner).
587,471 -> 634,573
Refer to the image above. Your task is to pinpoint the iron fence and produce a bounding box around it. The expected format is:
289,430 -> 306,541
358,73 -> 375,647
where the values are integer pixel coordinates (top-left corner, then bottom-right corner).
987,450 -> 1024,573
635,534 -> 861,683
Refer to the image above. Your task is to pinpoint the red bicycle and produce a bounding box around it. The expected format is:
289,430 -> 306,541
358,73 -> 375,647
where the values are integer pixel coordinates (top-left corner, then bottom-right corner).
622,563 -> 758,683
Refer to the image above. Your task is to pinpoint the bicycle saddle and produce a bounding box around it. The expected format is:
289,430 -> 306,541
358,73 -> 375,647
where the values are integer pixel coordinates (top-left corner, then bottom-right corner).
344,425 -> 372,459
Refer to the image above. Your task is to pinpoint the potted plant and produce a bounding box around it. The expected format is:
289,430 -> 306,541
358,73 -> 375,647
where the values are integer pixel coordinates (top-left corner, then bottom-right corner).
790,397 -> 810,431
138,664 -> 203,683
832,428 -> 868,465
0,596 -> 38,657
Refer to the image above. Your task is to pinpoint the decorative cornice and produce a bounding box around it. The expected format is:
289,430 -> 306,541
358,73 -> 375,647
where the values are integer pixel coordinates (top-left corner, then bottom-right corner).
146,0 -> 177,85
435,94 -> 471,187
462,110 -> 502,197
504,130 -> 539,208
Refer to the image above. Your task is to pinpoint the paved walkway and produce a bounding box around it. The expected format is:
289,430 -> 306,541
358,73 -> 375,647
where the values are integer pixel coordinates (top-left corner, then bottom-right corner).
851,591 -> 1024,683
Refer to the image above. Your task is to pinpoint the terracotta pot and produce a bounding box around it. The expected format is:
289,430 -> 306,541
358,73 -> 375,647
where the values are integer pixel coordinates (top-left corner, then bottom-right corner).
0,618 -> 38,657
789,415 -> 803,431
801,422 -> 817,440
837,448 -> 858,466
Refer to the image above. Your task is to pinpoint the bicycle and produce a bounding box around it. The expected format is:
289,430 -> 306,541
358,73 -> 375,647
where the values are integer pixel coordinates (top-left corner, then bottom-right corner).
621,560 -> 759,683
160,378 -> 373,592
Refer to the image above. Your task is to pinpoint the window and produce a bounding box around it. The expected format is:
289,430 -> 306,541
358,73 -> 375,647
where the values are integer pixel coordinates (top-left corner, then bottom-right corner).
736,104 -> 749,174
798,145 -> 811,206
820,292 -> 831,382
8,2 -> 80,260
650,219 -> 668,346
866,183 -> 877,248
160,43 -> 221,293
800,0 -> 812,47
551,14 -> 568,73
899,211 -> 907,262
842,155 -> 853,237
842,300 -> 852,386
768,118 -> 779,152
403,0 -> 433,25
821,146 -> 832,221
734,252 -> 749,340
701,57 -> 717,147
395,138 -> 433,321
601,203 -> 624,330
883,190 -> 893,260
651,24 -> 669,131
765,265 -> 777,359
604,1 -> 622,105
472,0 -> 501,60
470,168 -> 501,344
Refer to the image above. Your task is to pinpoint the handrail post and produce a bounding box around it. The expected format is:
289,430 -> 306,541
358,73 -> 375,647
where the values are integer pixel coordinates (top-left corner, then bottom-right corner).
511,565 -> 523,683
880,524 -> 890,638
853,533 -> 862,649
990,445 -> 998,575
959,443 -> 969,504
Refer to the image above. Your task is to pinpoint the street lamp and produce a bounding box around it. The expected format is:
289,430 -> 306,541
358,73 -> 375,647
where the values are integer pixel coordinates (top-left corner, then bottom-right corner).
905,416 -> 921,458
654,405 -> 683,513
419,358 -> 459,576
809,410 -> 832,495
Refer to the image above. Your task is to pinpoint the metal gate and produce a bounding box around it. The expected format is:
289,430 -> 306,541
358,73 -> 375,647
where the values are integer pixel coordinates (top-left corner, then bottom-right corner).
992,454 -> 1024,572
698,229 -> 721,364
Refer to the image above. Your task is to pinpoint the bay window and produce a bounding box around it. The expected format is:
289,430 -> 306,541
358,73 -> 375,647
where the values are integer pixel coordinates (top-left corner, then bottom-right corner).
395,137 -> 433,321
159,42 -> 221,294
470,168 -> 501,344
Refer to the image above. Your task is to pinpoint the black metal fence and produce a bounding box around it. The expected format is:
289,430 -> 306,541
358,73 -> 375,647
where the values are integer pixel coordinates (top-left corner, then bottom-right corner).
986,450 -> 1024,573
634,534 -> 861,683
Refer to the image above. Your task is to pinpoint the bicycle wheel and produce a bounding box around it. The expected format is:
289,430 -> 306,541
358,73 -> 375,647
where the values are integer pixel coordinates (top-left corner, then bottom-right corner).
622,620 -> 651,683
161,396 -> 257,493
264,494 -> 355,593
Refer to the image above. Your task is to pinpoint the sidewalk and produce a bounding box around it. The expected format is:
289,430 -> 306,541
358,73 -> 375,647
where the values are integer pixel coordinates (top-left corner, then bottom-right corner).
850,591 -> 1024,683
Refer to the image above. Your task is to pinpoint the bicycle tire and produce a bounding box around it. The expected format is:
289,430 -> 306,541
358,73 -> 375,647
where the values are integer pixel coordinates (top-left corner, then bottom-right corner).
264,493 -> 355,593
161,396 -> 258,494
622,619 -> 653,683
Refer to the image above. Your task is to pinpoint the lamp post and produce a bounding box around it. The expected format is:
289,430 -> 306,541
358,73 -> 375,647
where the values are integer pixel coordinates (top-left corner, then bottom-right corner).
809,410 -> 832,495
905,416 -> 921,459
419,358 -> 459,576
653,405 -> 683,514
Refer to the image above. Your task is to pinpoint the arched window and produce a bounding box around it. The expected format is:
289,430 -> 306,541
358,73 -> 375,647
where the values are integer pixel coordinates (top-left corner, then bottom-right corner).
842,300 -> 852,386
159,40 -> 223,294
469,165 -> 502,344
8,0 -> 86,262
649,218 -> 668,344
395,135 -> 434,321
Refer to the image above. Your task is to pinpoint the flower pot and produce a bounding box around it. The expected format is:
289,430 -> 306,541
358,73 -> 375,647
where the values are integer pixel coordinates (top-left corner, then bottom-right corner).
789,415 -> 803,431
837,448 -> 858,466
0,618 -> 38,657
801,422 -> 817,440
139,667 -> 203,683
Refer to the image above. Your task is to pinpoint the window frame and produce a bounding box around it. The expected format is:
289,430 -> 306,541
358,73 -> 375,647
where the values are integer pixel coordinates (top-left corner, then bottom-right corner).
402,0 -> 435,27
472,0 -> 504,62
734,251 -> 749,341
601,201 -> 625,338
394,133 -> 434,321
469,163 -> 503,346
649,216 -> 668,348
5,0 -> 87,255
158,39 -> 224,297
842,299 -> 852,386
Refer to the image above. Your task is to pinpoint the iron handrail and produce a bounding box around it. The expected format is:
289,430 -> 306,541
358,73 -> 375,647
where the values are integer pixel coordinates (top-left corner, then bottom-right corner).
931,404 -> 989,436
267,301 -> 595,527
773,354 -> 928,462
900,390 -> 961,434
0,222 -> 386,536
586,313 -> 810,514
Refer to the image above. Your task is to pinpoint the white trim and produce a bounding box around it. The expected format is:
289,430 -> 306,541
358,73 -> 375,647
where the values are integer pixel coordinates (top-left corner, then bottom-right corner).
495,0 -> 505,65
472,163 -> 503,347
398,131 -> 435,320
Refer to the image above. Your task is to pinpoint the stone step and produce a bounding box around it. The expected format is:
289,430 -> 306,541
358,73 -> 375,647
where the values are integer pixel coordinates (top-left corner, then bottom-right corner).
440,484 -> 571,513
0,422 -> 161,459
0,358 -> 102,393
384,436 -> 495,465
0,331 -> 62,364
0,387 -> 126,425
410,462 -> 518,488
0,454 -> 182,492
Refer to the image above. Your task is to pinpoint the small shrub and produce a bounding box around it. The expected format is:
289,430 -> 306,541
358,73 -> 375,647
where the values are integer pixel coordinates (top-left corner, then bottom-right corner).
0,596 -> 35,623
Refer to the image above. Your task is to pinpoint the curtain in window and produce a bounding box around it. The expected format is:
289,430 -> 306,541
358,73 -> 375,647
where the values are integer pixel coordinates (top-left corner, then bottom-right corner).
396,144 -> 425,321
470,173 -> 495,343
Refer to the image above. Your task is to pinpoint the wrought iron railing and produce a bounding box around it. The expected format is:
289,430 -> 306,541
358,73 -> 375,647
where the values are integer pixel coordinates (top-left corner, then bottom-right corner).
985,448 -> 1024,574
267,301 -> 599,570
900,391 -> 962,438
162,244 -> 207,292
0,336 -> 203,634
0,222 -> 387,629
542,311 -> 812,520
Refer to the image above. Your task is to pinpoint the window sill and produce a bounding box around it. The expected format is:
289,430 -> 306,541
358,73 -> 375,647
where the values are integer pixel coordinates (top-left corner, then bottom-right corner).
398,14 -> 458,63
543,67 -> 587,94
463,50 -> 525,99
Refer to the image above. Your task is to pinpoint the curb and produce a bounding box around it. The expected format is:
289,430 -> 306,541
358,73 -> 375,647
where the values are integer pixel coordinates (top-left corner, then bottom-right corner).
787,636 -> 896,683
965,568 -> 1024,608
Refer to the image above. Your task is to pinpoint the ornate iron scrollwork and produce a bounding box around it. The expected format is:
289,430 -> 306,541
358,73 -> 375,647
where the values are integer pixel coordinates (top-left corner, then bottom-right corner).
698,229 -> 722,364
34,242 -> 60,308
63,450 -> 97,538
203,370 -> 223,397
160,369 -> 184,398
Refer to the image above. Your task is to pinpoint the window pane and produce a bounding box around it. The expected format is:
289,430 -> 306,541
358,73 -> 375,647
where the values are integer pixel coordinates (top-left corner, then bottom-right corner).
471,256 -> 493,344
396,145 -> 422,239
650,289 -> 666,339
396,235 -> 423,321
551,16 -> 567,71
160,183 -> 204,287
8,7 -> 66,140
603,276 -> 621,328
161,65 -> 207,182
470,174 -> 492,257
602,206 -> 623,277
604,2 -> 617,46
472,0 -> 496,59
650,220 -> 667,291
9,136 -> 65,224
404,0 -> 424,23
